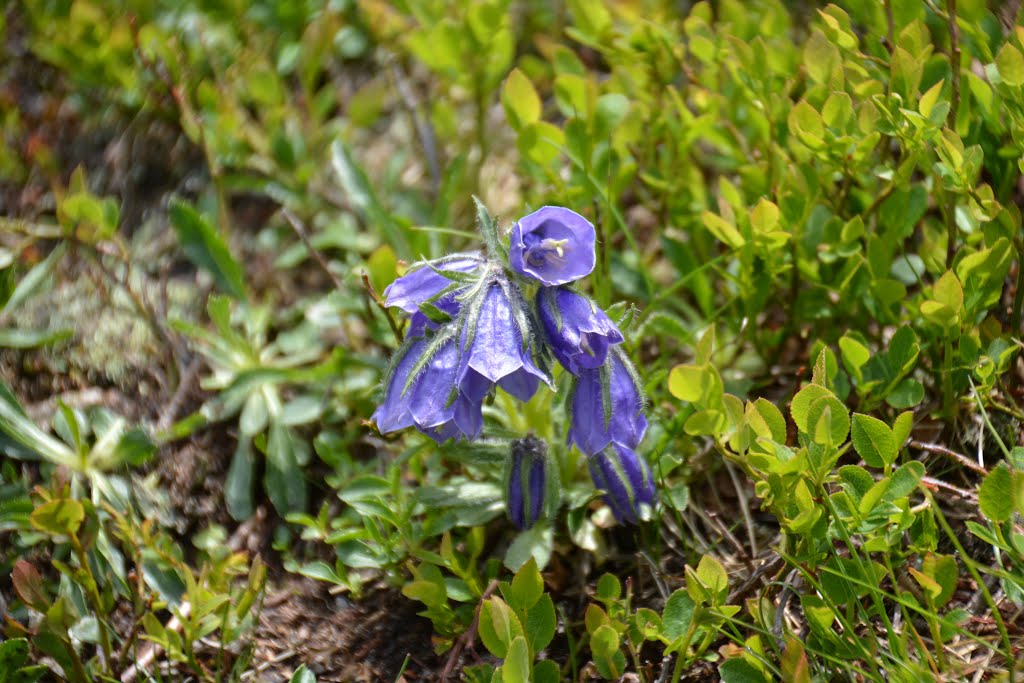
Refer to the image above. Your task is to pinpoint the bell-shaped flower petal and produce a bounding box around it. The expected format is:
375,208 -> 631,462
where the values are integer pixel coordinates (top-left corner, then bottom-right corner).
457,281 -> 549,403
505,435 -> 550,530
537,287 -> 623,375
588,443 -> 656,524
383,253 -> 481,314
408,338 -> 481,442
567,350 -> 647,456
373,337 -> 483,443
510,207 -> 596,286
407,292 -> 461,339
371,339 -> 427,434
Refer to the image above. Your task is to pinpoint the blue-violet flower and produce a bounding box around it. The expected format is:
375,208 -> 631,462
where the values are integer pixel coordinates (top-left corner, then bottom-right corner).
510,207 -> 596,286
537,287 -> 623,375
384,253 -> 481,333
457,280 -> 549,403
588,443 -> 656,524
567,348 -> 647,456
372,337 -> 482,443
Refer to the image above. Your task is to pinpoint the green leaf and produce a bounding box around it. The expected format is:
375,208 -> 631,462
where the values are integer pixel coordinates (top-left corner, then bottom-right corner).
0,327 -> 73,349
805,395 -> 849,445
30,499 -> 84,537
838,335 -> 870,381
668,363 -> 722,406
296,561 -> 347,586
790,384 -> 833,434
596,574 -> 621,602
501,68 -> 541,129
684,409 -> 727,436
502,637 -> 531,683
747,398 -> 787,443
886,378 -> 924,409
996,43 -> 1024,87
979,462 -> 1014,523
590,624 -> 619,658
0,638 -> 31,676
289,664 -> 317,683
750,199 -> 780,233
803,29 -> 840,85
0,244 -> 65,317
788,100 -> 825,148
532,659 -> 559,683
918,80 -> 944,118
169,199 -> 246,300
691,554 -> 728,604
508,556 -> 543,610
720,658 -> 771,683
661,589 -> 695,644
851,413 -> 896,468
478,597 -> 524,659
402,579 -> 446,609
504,524 -> 553,571
525,594 -> 557,654
891,411 -> 914,449
885,461 -> 925,501
921,553 -> 958,608
701,211 -> 745,248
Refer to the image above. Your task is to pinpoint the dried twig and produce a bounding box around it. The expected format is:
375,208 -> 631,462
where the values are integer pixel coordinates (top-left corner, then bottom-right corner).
440,579 -> 500,682
360,271 -> 403,343
909,440 -> 988,475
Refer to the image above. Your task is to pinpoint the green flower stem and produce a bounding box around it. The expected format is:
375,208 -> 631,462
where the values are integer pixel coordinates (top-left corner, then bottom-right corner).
70,533 -> 115,678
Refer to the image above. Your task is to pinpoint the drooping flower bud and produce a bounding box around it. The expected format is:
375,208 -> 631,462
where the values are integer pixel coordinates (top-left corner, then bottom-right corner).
567,348 -> 647,456
588,443 -> 656,524
505,434 -> 558,529
537,287 -> 623,375
510,207 -> 596,286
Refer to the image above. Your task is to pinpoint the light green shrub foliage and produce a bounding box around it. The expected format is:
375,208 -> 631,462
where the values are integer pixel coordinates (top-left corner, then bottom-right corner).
3,0 -> 1024,681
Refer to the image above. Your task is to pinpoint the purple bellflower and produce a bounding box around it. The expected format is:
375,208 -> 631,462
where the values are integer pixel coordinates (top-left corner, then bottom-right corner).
457,279 -> 550,404
567,348 -> 647,456
384,253 -> 481,335
505,434 -> 553,530
588,443 -> 656,524
537,287 -> 623,375
510,207 -> 596,286
372,337 -> 482,443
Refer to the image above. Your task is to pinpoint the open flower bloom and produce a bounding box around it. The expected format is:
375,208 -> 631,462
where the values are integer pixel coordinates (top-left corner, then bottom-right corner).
537,287 -> 623,375
588,443 -> 656,524
505,435 -> 550,530
383,253 -> 481,315
372,337 -> 482,443
457,281 -> 549,403
510,207 -> 596,286
567,349 -> 647,456
407,292 -> 461,339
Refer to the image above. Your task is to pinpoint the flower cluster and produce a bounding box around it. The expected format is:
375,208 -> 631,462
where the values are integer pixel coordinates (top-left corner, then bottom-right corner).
372,203 -> 654,527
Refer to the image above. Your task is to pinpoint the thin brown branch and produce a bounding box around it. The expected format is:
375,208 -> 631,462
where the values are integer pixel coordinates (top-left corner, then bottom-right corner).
360,271 -> 403,344
909,440 -> 988,475
440,579 -> 500,682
